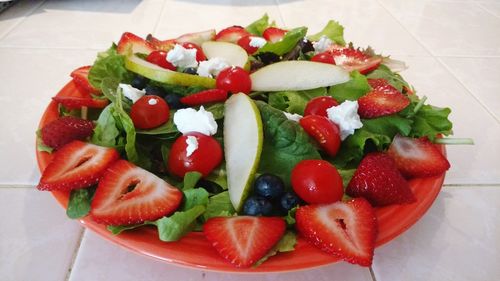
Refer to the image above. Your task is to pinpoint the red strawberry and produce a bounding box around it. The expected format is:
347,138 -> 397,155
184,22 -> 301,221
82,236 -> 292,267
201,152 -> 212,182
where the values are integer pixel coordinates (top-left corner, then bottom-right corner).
203,216 -> 286,267
90,160 -> 183,225
117,32 -> 155,55
215,26 -> 251,43
37,141 -> 119,191
263,27 -> 287,43
346,152 -> 415,206
70,66 -> 101,94
180,89 -> 228,106
295,198 -> 377,266
387,134 -> 450,178
146,34 -> 176,51
52,81 -> 109,109
41,116 -> 95,149
237,35 -> 263,54
329,47 -> 382,74
357,78 -> 410,118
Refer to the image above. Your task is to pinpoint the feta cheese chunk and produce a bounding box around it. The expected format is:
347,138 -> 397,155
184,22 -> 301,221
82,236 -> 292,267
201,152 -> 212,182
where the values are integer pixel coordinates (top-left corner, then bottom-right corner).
249,36 -> 267,48
173,106 -> 218,136
283,112 -> 303,122
166,44 -> 198,68
313,35 -> 333,54
118,83 -> 145,103
185,135 -> 199,157
197,57 -> 230,78
327,100 -> 363,140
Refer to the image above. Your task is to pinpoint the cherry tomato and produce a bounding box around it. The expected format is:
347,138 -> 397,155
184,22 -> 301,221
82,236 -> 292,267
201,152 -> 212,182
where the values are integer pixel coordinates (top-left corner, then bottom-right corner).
168,132 -> 223,178
180,42 -> 206,62
299,115 -> 341,157
216,66 -> 252,94
146,51 -> 176,70
291,160 -> 343,204
311,51 -> 336,65
304,96 -> 339,117
130,95 -> 170,129
237,35 -> 262,54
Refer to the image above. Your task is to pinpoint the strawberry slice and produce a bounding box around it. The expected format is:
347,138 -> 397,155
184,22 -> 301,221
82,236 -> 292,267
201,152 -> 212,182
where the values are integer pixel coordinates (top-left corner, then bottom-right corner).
215,26 -> 251,43
70,66 -> 101,94
90,160 -> 183,225
203,216 -> 286,267
52,81 -> 109,109
295,198 -> 377,266
180,89 -> 228,106
329,47 -> 382,74
117,32 -> 156,55
263,27 -> 287,43
41,116 -> 95,149
388,134 -> 450,178
346,152 -> 415,206
37,141 -> 120,191
357,78 -> 410,118
146,34 -> 177,52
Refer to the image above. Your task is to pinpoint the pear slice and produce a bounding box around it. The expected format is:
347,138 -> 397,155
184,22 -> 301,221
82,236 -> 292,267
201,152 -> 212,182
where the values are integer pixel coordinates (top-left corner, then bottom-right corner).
224,93 -> 263,211
124,55 -> 216,88
176,29 -> 216,46
201,41 -> 249,69
250,61 -> 350,91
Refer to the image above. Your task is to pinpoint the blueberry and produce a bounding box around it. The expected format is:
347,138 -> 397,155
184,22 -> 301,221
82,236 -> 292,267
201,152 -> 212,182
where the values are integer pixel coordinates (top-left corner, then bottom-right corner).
183,67 -> 198,75
131,75 -> 149,90
280,192 -> 300,211
163,93 -> 184,109
144,85 -> 166,96
243,196 -> 273,216
254,173 -> 284,199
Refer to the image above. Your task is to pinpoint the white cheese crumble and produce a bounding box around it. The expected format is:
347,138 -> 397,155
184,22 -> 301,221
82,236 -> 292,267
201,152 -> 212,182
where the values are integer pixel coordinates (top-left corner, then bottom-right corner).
326,100 -> 363,141
148,98 -> 158,105
173,106 -> 218,136
118,83 -> 145,103
283,112 -> 303,122
249,36 -> 267,48
166,44 -> 198,68
185,135 -> 199,157
197,57 -> 230,78
313,35 -> 333,54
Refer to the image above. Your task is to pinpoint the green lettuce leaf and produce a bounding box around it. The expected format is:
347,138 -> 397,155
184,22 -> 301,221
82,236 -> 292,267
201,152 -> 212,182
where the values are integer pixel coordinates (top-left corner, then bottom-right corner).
88,44 -> 133,90
408,104 -> 453,141
256,27 -> 308,56
91,104 -> 122,147
182,188 -> 209,210
203,191 -> 235,221
367,64 -> 410,92
246,13 -> 273,36
328,71 -> 371,102
255,231 -> 297,266
107,223 -> 152,235
36,130 -> 53,153
155,205 -> 206,242
181,171 -> 203,190
308,20 -> 345,45
66,187 -> 95,219
268,88 -> 327,115
284,206 -> 297,226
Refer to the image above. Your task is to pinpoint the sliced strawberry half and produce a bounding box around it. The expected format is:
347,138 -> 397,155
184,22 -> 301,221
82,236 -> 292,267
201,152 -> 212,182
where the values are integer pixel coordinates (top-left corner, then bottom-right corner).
117,32 -> 155,55
295,198 -> 377,266
52,81 -> 109,109
215,26 -> 251,43
70,66 -> 101,94
90,160 -> 183,225
203,216 -> 286,267
357,78 -> 410,118
180,89 -> 228,106
330,47 -> 382,74
263,27 -> 287,43
388,134 -> 450,178
346,152 -> 415,206
37,141 -> 120,191
146,34 -> 176,52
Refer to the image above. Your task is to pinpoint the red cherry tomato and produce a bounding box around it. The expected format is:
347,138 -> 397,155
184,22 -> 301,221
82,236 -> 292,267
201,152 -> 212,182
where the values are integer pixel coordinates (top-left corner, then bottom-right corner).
180,42 -> 206,62
299,115 -> 341,157
237,35 -> 262,54
304,96 -> 339,117
146,51 -> 176,70
168,132 -> 223,178
291,160 -> 343,204
216,66 -> 252,94
311,51 -> 336,65
130,95 -> 170,129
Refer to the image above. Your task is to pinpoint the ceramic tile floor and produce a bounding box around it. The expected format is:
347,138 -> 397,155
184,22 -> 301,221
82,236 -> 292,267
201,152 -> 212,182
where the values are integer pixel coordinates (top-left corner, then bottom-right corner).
0,0 -> 499,280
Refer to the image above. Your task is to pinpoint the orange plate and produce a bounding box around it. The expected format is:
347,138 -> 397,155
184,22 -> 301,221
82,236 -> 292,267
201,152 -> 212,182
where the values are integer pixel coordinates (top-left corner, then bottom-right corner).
36,81 -> 446,273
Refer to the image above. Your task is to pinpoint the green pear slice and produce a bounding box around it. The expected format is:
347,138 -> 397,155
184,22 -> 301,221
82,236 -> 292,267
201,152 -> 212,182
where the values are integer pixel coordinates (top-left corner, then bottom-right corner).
224,93 -> 263,212
124,55 -> 216,88
250,61 -> 350,91
176,29 -> 216,46
201,41 -> 249,69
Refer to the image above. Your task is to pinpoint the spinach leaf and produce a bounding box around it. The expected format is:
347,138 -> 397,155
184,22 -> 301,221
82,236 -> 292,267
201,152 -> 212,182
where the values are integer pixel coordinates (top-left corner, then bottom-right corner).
256,27 -> 308,56
203,191 -> 236,221
66,187 -> 96,219
155,205 -> 206,242
246,13 -> 273,36
91,104 -> 122,148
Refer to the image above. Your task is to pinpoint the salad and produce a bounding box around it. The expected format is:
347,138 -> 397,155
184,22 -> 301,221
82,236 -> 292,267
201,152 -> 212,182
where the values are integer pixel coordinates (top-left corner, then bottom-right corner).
36,14 -> 461,268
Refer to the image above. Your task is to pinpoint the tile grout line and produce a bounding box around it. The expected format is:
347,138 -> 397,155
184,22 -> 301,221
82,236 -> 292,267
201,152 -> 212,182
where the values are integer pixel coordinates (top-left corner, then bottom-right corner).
64,228 -> 86,281
152,0 -> 168,36
0,184 -> 34,188
375,0 -> 500,124
274,0 -> 288,27
369,266 -> 378,281
476,2 -> 500,20
443,183 -> 500,188
0,45 -> 104,50
0,0 -> 47,41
